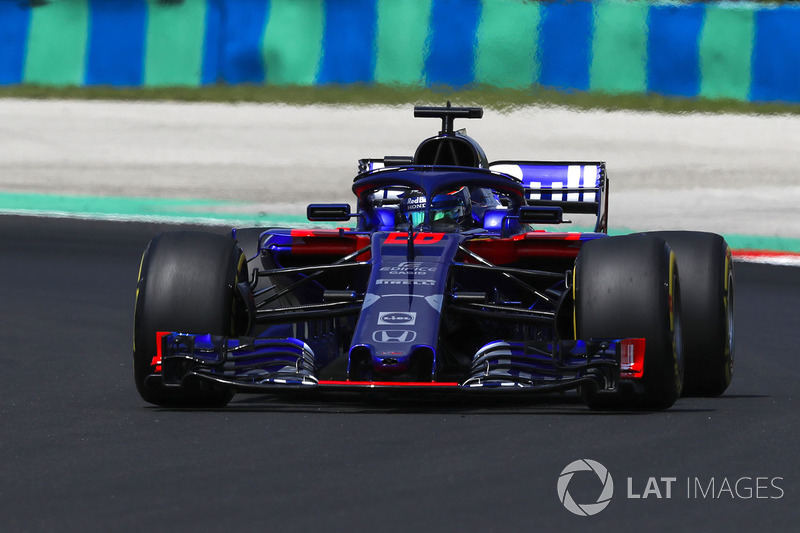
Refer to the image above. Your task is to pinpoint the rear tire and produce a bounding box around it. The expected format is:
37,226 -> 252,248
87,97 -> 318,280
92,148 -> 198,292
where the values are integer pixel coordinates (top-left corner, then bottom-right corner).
646,231 -> 734,397
232,227 -> 267,268
133,231 -> 246,407
574,234 -> 683,410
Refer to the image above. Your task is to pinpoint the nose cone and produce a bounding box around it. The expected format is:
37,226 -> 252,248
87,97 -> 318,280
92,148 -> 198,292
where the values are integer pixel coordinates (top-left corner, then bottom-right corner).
371,345 -> 435,379
348,232 -> 461,380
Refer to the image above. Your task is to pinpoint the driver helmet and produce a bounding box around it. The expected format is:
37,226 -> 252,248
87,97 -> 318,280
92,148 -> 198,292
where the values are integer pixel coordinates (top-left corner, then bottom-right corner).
400,187 -> 471,227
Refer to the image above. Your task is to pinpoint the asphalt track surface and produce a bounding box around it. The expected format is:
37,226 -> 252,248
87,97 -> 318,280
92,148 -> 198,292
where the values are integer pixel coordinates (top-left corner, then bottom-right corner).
0,215 -> 798,532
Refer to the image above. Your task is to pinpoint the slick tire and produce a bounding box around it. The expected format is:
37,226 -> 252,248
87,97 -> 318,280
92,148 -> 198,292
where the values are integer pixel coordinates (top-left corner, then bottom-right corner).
646,231 -> 734,397
574,234 -> 684,411
133,231 -> 247,407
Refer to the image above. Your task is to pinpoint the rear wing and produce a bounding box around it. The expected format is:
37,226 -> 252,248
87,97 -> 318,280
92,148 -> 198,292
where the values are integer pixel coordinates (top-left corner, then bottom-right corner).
489,161 -> 608,233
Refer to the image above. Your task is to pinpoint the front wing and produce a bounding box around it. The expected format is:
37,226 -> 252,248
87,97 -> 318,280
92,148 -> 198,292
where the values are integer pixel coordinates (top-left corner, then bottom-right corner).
145,333 -> 645,396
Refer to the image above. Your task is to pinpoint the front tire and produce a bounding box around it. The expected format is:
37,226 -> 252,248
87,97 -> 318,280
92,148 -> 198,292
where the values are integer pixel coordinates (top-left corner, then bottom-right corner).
133,231 -> 246,407
574,234 -> 684,410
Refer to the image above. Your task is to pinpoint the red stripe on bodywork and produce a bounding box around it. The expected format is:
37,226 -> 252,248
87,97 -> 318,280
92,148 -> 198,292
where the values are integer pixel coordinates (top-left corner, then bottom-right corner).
318,380 -> 460,387
516,232 -> 584,240
466,235 -> 583,264
290,229 -> 346,238
288,230 -> 371,259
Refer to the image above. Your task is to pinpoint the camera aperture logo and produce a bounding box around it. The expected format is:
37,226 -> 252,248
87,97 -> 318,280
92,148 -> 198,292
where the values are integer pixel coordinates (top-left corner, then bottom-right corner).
557,459 -> 614,516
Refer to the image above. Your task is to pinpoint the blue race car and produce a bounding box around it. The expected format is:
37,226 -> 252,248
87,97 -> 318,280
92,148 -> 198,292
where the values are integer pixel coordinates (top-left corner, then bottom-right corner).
133,104 -> 734,410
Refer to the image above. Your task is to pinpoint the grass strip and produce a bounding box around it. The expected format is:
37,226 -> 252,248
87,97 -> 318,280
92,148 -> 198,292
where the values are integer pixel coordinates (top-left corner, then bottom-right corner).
2,83 -> 800,115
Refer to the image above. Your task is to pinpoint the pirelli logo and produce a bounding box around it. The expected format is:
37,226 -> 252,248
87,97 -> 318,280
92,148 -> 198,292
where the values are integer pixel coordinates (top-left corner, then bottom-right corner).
376,279 -> 435,286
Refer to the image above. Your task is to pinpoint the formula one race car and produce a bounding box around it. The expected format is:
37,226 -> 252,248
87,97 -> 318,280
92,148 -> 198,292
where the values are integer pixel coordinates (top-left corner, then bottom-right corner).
133,104 -> 734,410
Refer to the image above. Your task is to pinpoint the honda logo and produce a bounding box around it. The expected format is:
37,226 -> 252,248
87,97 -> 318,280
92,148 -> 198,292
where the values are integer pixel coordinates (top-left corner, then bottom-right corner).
372,330 -> 417,343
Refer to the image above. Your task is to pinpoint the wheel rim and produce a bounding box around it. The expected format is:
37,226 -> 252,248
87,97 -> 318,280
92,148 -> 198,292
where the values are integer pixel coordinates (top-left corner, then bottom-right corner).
725,260 -> 735,380
672,264 -> 685,389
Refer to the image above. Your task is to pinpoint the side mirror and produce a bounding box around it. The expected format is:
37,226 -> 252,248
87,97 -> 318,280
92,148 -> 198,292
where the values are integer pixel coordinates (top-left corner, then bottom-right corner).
518,206 -> 563,224
307,203 -> 352,221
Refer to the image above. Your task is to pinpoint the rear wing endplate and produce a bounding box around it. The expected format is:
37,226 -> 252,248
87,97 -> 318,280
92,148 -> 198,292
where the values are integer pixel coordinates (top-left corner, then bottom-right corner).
489,161 -> 608,233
